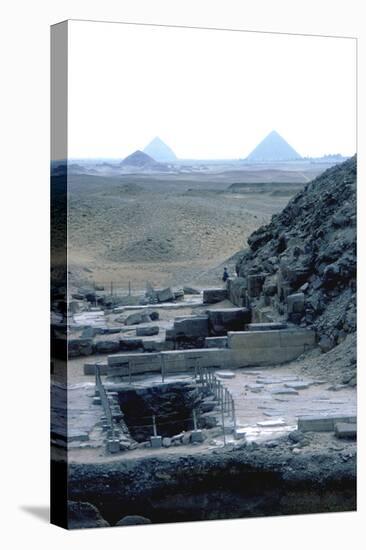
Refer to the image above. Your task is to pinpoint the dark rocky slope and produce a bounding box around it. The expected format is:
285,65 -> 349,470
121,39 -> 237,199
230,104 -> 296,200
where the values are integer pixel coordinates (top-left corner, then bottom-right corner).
235,155 -> 356,351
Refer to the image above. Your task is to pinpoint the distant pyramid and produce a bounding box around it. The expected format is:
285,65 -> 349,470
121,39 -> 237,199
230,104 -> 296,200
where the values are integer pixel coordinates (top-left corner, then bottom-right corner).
246,131 -> 301,162
121,150 -> 159,168
143,137 -> 177,162
120,150 -> 167,171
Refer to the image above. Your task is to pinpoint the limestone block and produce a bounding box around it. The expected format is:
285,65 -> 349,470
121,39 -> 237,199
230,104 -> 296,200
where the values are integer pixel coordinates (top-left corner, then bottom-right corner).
68,338 -> 93,357
263,275 -> 278,297
228,331 -> 281,349
279,329 -> 315,348
205,336 -> 228,348
136,325 -> 159,336
216,371 -> 235,379
173,316 -> 209,339
150,436 -> 162,448
107,352 -> 161,376
248,322 -> 287,331
191,430 -> 205,443
143,339 -> 174,352
227,277 -> 247,307
94,340 -> 120,354
298,415 -> 356,432
287,292 -> 305,314
156,287 -> 175,302
335,422 -> 357,440
247,273 -> 266,298
124,312 -> 151,325
119,338 -> 144,351
207,307 -> 251,335
203,288 -> 228,304
83,362 -> 108,375
183,286 -> 200,295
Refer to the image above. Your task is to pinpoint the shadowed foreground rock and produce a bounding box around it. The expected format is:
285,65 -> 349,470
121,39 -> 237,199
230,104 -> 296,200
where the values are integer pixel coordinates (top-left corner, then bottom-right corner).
116,515 -> 152,526
67,500 -> 110,529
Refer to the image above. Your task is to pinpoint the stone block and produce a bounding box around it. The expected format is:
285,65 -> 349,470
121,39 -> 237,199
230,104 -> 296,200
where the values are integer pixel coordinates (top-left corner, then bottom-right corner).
247,274 -> 266,298
136,325 -> 159,337
270,388 -> 299,395
67,430 -> 89,442
205,336 -> 228,348
287,292 -> 305,314
247,323 -> 287,331
335,422 -> 357,440
229,345 -> 306,366
203,288 -> 228,304
228,330 -> 281,349
173,316 -> 209,339
216,371 -> 235,379
284,381 -> 310,390
162,437 -> 172,447
68,338 -> 93,357
156,287 -> 175,302
298,414 -> 357,433
227,277 -> 247,307
69,300 -> 81,313
191,430 -> 205,443
94,340 -> 120,354
107,352 -> 161,376
165,329 -> 176,341
124,312 -> 151,325
87,326 -> 104,336
150,436 -> 162,448
174,289 -> 185,300
119,338 -> 144,351
288,312 -> 302,324
279,329 -> 315,348
161,348 -> 227,371
83,362 -> 108,375
102,327 -> 121,335
183,286 -> 200,295
207,308 -> 251,336
107,439 -> 120,453
257,420 -> 286,427
245,383 -> 264,392
182,432 -> 191,445
263,275 -> 278,297
234,428 -> 247,440
143,339 -> 175,352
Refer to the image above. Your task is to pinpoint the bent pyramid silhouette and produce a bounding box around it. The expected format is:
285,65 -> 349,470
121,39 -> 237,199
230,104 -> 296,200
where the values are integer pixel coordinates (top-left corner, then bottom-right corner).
144,137 -> 177,162
246,131 -> 301,161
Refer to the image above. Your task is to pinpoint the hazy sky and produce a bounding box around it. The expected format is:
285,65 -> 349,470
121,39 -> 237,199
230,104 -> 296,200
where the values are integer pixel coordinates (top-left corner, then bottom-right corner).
68,21 -> 356,159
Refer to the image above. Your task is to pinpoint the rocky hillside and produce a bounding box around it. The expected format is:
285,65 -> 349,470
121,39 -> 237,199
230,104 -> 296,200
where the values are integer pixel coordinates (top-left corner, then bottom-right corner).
235,155 -> 356,351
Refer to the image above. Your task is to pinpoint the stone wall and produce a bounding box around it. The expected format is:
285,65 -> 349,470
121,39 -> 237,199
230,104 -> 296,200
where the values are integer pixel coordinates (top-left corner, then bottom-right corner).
227,277 -> 247,307
107,328 -> 316,379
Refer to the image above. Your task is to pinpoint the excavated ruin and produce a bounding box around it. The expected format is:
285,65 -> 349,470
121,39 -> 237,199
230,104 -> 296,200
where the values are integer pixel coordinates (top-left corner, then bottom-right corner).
115,380 -> 216,442
62,156 -> 357,528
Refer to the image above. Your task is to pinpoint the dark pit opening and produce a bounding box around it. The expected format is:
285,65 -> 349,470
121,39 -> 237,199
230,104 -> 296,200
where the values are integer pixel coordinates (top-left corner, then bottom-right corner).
116,381 -> 216,442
